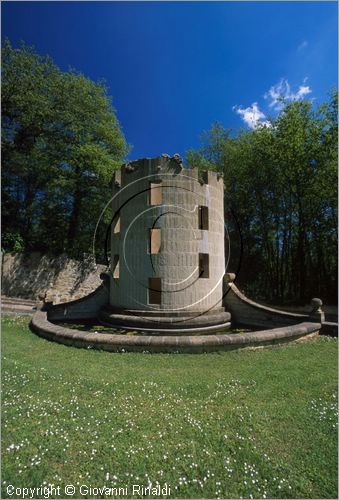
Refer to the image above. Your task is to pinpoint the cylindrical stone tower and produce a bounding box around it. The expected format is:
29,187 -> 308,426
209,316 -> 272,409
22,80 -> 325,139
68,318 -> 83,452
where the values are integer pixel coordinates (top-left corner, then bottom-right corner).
99,155 -> 231,333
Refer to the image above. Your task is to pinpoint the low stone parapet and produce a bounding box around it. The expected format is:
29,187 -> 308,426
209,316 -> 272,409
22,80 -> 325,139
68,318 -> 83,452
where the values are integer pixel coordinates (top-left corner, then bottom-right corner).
46,282 -> 109,321
31,310 -> 320,354
223,276 -> 323,328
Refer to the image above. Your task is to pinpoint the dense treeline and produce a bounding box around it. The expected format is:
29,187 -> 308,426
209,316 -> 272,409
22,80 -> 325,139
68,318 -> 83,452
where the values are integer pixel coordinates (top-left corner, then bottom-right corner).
2,42 -> 337,304
2,40 -> 128,260
187,93 -> 338,304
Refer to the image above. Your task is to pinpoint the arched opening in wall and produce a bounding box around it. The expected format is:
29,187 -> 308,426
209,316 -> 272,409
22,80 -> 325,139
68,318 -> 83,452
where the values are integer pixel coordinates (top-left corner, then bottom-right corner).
198,206 -> 209,230
149,229 -> 161,254
149,181 -> 162,205
112,255 -> 120,278
199,253 -> 209,278
148,278 -> 161,305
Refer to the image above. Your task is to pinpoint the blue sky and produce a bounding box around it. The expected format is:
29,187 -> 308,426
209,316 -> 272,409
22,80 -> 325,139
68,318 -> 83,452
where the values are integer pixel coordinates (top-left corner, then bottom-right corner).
2,1 -> 338,160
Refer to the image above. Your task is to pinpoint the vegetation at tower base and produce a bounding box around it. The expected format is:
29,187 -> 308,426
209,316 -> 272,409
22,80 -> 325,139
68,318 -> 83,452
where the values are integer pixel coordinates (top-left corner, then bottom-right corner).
1,40 -> 128,260
187,91 -> 338,305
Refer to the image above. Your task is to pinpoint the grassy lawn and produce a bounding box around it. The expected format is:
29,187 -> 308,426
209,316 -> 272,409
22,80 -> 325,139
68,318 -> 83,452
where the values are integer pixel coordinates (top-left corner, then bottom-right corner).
1,315 -> 337,499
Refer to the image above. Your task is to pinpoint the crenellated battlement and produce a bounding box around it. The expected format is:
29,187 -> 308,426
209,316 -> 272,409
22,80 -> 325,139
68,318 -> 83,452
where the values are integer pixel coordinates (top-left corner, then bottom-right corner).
112,154 -> 224,189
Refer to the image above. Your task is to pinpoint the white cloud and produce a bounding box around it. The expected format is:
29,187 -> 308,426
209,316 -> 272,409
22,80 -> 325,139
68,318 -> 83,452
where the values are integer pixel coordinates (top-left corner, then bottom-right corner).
233,102 -> 271,130
264,78 -> 312,110
297,40 -> 308,51
233,78 -> 312,129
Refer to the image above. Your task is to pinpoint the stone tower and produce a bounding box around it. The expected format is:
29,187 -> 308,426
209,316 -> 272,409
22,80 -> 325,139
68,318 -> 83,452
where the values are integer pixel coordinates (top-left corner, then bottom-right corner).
99,155 -> 231,332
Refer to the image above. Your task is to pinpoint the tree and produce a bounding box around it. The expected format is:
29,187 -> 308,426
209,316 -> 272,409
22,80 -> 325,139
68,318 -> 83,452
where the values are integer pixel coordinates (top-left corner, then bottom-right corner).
186,93 -> 338,305
2,39 -> 128,258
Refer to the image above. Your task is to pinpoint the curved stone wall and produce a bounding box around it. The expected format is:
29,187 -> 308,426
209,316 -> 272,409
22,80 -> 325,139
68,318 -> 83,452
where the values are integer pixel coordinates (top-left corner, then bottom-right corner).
31,311 -> 320,354
223,276 -> 324,327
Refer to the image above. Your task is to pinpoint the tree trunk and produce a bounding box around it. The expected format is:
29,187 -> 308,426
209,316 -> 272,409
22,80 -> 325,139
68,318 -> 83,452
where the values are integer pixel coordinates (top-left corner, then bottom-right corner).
67,168 -> 82,248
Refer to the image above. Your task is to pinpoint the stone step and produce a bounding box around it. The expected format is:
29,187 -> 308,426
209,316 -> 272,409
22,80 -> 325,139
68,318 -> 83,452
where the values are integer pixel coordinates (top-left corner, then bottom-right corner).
1,296 -> 37,307
1,296 -> 37,314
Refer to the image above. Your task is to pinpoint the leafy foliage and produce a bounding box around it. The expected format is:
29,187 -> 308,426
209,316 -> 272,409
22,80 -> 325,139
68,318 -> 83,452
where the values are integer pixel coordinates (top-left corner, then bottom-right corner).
2,40 -> 128,259
187,93 -> 338,304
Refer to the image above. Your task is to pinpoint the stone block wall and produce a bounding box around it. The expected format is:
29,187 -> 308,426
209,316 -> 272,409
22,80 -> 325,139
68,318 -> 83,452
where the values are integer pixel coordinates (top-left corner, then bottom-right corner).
110,157 -> 225,312
1,252 -> 106,304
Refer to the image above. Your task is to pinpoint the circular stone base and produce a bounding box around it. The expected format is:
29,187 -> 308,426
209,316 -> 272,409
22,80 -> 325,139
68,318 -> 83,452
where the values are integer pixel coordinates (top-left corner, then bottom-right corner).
30,311 -> 321,353
97,306 -> 232,334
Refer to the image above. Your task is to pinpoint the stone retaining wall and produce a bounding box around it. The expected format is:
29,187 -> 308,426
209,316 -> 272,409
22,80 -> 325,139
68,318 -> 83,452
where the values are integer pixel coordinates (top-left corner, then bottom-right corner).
1,252 -> 106,304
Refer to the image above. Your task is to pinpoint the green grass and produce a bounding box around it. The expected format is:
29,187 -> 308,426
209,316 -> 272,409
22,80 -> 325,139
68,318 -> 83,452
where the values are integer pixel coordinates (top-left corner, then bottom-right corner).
1,315 -> 338,499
